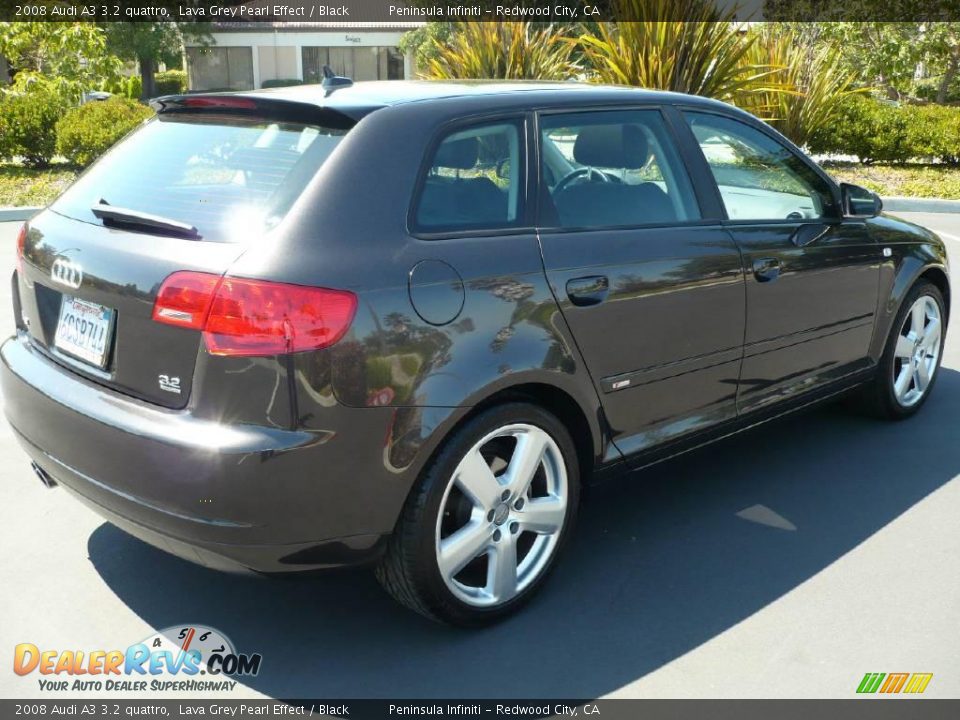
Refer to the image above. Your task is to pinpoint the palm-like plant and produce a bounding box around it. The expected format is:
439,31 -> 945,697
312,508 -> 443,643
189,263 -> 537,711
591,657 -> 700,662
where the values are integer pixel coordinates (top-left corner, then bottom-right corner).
575,0 -> 777,102
423,22 -> 578,81
738,25 -> 867,148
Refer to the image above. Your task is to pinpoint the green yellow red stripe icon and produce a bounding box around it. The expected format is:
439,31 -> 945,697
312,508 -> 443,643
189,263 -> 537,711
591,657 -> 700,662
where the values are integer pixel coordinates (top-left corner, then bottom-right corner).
857,672 -> 933,694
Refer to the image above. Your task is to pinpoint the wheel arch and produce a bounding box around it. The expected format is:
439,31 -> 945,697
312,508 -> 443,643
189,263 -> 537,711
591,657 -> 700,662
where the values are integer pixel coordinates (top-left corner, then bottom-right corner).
468,382 -> 600,485
871,257 -> 950,361
919,265 -> 951,319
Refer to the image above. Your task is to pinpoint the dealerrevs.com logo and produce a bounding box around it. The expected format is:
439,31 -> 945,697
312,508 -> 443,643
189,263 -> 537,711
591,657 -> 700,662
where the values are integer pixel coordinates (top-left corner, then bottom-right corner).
13,625 -> 262,693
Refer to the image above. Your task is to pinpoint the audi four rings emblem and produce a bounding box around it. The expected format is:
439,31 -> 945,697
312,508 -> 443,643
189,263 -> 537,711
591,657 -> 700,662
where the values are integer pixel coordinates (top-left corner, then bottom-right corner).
50,258 -> 83,289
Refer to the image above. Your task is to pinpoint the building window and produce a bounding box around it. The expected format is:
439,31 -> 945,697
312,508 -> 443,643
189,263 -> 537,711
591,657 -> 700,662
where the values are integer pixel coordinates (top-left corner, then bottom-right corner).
302,46 -> 404,83
186,47 -> 254,91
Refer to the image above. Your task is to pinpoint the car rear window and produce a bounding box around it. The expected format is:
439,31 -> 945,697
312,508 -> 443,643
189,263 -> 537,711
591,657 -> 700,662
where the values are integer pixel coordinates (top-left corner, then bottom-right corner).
52,113 -> 353,242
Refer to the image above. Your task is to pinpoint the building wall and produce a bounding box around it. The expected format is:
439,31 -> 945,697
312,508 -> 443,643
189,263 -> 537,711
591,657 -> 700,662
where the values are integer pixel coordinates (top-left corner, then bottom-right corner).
257,45 -> 298,85
186,30 -> 414,91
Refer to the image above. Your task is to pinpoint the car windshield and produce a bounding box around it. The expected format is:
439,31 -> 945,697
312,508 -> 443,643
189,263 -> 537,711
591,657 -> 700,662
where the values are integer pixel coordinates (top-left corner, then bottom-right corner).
52,113 -> 353,243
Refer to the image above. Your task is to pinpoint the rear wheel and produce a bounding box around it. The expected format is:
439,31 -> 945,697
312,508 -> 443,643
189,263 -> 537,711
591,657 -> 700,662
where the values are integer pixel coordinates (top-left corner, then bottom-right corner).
375,403 -> 579,626
861,280 -> 945,419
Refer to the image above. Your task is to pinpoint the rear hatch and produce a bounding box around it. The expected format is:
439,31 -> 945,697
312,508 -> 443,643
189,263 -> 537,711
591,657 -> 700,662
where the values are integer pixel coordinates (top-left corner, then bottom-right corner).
17,99 -> 355,408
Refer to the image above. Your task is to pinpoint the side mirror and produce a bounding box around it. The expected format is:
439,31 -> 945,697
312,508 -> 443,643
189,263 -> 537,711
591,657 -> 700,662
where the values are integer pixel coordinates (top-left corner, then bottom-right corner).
841,182 -> 883,218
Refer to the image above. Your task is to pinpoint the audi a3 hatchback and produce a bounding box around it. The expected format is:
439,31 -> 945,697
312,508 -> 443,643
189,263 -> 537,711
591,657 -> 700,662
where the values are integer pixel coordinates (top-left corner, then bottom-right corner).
3,81 -> 949,625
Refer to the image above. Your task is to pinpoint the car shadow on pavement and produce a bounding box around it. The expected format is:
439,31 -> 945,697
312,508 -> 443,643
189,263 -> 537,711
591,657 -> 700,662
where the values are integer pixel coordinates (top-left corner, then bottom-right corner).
88,369 -> 960,700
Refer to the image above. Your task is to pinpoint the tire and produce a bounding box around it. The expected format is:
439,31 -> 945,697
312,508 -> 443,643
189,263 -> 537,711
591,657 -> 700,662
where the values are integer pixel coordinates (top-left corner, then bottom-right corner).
375,402 -> 580,626
859,280 -> 946,420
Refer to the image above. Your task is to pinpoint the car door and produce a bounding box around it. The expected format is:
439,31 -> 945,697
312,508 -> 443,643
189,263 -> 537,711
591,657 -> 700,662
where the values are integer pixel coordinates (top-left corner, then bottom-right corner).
536,108 -> 745,458
681,111 -> 881,414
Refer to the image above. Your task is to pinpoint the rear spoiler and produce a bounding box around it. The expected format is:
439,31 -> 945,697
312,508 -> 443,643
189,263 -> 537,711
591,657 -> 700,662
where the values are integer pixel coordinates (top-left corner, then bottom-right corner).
149,93 -> 371,127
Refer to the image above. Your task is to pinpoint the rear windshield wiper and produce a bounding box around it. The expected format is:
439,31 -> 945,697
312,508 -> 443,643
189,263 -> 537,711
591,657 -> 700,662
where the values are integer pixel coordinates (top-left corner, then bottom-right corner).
91,199 -> 202,240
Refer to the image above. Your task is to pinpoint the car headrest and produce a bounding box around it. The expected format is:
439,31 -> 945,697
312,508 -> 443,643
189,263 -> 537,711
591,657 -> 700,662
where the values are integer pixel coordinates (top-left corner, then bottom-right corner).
573,125 -> 649,169
434,137 -> 479,170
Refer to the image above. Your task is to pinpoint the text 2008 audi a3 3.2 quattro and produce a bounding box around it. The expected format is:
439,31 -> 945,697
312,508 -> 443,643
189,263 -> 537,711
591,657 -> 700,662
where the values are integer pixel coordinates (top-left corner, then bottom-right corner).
2,79 -> 949,626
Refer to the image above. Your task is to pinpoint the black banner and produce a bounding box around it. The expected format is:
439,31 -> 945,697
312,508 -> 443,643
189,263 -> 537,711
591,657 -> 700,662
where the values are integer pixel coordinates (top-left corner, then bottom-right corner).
4,0 -> 960,23
2,700 -> 960,719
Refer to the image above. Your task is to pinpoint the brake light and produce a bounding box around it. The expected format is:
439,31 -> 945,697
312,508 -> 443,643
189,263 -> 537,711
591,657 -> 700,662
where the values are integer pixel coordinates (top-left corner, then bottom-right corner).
152,272 -> 357,357
181,97 -> 257,110
15,223 -> 27,275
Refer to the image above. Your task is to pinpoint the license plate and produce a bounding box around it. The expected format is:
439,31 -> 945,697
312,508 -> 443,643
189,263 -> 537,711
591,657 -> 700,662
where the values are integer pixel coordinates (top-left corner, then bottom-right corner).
54,296 -> 114,368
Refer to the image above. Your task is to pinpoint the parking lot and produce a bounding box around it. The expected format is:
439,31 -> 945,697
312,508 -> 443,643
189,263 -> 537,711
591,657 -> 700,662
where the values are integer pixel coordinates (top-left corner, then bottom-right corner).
1,212 -> 958,700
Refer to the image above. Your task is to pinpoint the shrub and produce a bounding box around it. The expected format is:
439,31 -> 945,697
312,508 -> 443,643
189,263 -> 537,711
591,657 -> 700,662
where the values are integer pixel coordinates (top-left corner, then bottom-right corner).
425,21 -> 578,80
126,75 -> 143,100
154,70 -> 187,96
98,75 -> 143,100
0,89 -> 68,167
809,96 -> 913,164
906,104 -> 960,164
736,26 -> 864,149
56,97 -> 154,167
261,78 -> 304,89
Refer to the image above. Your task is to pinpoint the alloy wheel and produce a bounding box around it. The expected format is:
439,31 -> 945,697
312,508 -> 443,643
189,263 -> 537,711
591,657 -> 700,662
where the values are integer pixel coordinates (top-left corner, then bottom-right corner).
892,294 -> 942,408
434,423 -> 568,608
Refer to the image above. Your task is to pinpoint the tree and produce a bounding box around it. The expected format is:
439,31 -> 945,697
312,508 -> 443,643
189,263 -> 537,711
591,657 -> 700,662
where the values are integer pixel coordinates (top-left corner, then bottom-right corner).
0,22 -> 121,101
922,23 -> 960,104
398,22 -> 454,76
103,22 -> 211,100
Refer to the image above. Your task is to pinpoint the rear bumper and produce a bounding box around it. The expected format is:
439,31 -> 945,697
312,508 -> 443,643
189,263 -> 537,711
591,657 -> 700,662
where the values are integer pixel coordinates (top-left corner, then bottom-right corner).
1,333 -> 407,572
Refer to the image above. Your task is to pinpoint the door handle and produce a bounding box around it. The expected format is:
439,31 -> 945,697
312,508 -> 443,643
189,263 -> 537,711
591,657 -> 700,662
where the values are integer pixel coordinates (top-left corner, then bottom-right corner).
566,275 -> 609,306
753,258 -> 781,282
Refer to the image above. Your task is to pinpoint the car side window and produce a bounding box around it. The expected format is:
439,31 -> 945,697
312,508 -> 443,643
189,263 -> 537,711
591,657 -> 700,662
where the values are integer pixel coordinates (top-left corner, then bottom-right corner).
684,111 -> 838,221
538,109 -> 700,230
414,120 -> 523,233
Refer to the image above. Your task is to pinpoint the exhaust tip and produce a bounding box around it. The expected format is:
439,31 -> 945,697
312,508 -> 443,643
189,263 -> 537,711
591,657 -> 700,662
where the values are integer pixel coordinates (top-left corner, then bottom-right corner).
31,461 -> 57,489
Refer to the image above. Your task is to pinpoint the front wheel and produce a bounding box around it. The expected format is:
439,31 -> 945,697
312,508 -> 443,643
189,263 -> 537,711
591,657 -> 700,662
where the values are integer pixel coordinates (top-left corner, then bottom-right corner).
862,280 -> 946,419
375,403 -> 580,626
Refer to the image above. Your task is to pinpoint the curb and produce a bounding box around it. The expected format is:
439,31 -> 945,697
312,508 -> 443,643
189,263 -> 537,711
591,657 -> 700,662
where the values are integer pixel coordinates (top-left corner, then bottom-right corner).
882,196 -> 960,214
0,207 -> 41,223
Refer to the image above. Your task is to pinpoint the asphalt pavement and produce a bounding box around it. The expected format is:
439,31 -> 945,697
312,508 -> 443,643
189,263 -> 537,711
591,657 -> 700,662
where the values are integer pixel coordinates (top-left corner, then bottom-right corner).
0,212 -> 958,700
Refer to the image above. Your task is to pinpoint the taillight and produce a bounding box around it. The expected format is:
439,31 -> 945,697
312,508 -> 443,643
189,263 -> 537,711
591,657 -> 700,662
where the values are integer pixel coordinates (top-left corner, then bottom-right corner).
152,272 -> 357,357
152,271 -> 220,330
15,223 -> 27,275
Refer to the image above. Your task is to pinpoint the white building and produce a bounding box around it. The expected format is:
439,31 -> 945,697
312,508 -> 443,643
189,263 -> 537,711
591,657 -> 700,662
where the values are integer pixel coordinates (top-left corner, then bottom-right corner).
184,22 -> 424,92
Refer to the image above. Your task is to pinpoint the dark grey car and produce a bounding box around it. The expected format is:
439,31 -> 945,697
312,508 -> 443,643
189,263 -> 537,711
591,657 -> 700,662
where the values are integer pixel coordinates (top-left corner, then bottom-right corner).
2,81 -> 949,625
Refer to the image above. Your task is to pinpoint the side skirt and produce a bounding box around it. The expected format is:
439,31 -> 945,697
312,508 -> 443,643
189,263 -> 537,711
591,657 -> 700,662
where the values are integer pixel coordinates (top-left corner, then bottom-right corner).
589,367 -> 876,485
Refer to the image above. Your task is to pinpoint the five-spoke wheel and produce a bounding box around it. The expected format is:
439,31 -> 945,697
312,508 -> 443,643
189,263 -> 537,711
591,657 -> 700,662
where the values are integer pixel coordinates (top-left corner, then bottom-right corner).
860,280 -> 946,419
436,423 -> 568,607
892,294 -> 942,407
376,403 -> 578,626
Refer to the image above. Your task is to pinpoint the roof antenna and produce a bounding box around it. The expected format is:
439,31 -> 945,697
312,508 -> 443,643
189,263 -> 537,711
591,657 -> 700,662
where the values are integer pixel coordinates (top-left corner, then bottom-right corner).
321,65 -> 353,95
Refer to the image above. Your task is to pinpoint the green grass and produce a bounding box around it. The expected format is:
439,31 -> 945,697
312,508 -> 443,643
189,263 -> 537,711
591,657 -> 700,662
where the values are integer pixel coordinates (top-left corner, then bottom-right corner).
0,163 -> 78,207
821,161 -> 960,200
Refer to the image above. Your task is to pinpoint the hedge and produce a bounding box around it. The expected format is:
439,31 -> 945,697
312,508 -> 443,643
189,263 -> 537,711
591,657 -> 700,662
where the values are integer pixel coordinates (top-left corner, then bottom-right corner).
154,70 -> 187,96
0,89 -> 68,168
56,97 -> 155,167
809,96 -> 960,165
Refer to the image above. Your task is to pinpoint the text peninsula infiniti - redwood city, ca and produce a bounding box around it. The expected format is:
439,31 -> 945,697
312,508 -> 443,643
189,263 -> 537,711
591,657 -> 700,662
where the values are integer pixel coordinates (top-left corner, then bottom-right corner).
2,80 -> 950,625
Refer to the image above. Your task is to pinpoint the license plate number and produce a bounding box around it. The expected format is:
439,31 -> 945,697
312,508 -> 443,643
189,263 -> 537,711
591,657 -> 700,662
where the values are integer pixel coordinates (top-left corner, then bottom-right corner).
54,297 -> 114,368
